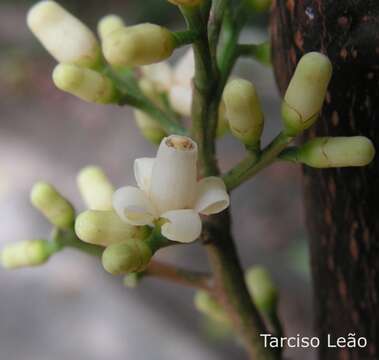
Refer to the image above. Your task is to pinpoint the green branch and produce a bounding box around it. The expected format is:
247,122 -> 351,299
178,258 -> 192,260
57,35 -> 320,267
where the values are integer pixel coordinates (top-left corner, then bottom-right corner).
223,133 -> 294,191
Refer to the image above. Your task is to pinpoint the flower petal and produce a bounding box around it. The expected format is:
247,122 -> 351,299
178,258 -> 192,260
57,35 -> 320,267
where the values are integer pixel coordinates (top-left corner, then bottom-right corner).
160,209 -> 201,243
195,177 -> 230,215
112,186 -> 156,226
134,157 -> 155,192
169,85 -> 192,117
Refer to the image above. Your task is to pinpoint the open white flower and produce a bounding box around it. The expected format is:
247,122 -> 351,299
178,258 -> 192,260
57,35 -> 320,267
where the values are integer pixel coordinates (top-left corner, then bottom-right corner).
113,135 -> 230,243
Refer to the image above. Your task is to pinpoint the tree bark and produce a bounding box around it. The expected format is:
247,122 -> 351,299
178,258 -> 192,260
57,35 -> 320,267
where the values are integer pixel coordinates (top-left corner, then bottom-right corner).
270,1 -> 379,359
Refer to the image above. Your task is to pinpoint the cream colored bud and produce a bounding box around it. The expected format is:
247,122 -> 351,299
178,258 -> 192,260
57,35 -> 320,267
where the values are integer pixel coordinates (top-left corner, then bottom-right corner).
75,210 -> 150,247
246,266 -> 278,314
223,79 -> 264,147
27,1 -> 100,68
282,52 -> 332,136
77,166 -> 114,210
1,240 -> 52,269
134,110 -> 166,145
102,239 -> 152,275
247,0 -> 272,12
297,136 -> 375,168
97,14 -> 124,41
53,64 -> 118,104
168,0 -> 203,6
30,182 -> 75,229
194,291 -> 229,324
102,24 -> 175,68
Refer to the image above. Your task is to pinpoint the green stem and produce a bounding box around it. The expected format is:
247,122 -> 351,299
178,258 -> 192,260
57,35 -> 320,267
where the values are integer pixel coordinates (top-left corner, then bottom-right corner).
223,132 -> 294,191
237,42 -> 272,66
172,29 -> 200,47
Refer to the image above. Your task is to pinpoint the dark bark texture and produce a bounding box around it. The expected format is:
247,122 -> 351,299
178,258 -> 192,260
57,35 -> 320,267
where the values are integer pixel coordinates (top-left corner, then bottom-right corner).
270,1 -> 379,359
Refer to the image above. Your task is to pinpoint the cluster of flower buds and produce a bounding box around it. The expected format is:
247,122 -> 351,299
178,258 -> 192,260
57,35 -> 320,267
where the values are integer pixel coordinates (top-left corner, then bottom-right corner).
0,182 -> 74,269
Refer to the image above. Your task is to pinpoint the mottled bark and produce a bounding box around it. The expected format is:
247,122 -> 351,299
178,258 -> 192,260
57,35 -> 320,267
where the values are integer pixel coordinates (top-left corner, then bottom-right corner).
270,1 -> 379,359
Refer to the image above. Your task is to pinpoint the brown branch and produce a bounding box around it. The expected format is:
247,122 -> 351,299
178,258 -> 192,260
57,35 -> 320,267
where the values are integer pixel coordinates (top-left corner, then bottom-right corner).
144,260 -> 213,292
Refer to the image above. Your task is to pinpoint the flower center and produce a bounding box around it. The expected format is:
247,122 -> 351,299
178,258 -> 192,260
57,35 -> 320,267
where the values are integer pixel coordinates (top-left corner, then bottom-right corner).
166,135 -> 194,151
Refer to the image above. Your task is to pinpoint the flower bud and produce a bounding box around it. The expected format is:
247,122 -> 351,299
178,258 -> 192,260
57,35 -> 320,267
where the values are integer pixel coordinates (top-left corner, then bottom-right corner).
27,1 -> 100,68
134,110 -> 166,145
1,240 -> 52,269
102,239 -> 152,275
97,14 -> 124,41
168,0 -> 203,6
282,52 -> 332,136
53,64 -> 118,104
223,79 -> 264,147
102,24 -> 175,68
297,136 -> 375,168
194,291 -> 229,324
246,266 -> 278,314
247,0 -> 272,12
77,166 -> 114,210
30,182 -> 75,229
75,210 -> 150,247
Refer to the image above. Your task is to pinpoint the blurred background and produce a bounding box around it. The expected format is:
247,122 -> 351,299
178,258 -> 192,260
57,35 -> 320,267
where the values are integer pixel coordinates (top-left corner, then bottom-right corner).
0,1 -> 314,359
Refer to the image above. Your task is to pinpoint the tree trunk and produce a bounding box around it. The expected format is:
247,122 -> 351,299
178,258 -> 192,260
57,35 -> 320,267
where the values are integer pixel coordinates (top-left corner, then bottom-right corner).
270,1 -> 379,359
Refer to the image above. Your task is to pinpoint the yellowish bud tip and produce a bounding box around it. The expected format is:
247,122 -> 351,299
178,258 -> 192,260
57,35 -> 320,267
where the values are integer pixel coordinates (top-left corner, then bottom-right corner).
102,24 -> 175,68
298,136 -> 375,168
134,110 -> 166,145
53,64 -> 117,104
75,210 -> 151,247
282,52 -> 332,136
101,239 -> 152,275
1,240 -> 51,269
247,0 -> 272,12
30,182 -> 75,229
223,78 -> 264,147
77,166 -> 114,210
168,0 -> 204,6
246,266 -> 278,314
97,14 -> 125,41
194,291 -> 229,324
27,1 -> 101,68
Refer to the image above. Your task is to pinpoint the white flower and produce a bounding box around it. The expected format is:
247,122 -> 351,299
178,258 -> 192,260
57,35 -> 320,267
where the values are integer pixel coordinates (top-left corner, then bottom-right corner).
113,135 -> 230,243
141,49 -> 195,116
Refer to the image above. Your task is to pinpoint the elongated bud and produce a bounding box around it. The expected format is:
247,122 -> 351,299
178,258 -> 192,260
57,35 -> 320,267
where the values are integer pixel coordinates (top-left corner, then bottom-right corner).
297,136 -> 375,168
53,64 -> 118,104
102,24 -> 175,68
168,0 -> 203,6
27,1 -> 100,68
223,79 -> 264,147
134,111 -> 166,145
102,239 -> 152,275
75,210 -> 150,247
282,52 -> 332,136
30,182 -> 75,229
246,266 -> 278,314
1,240 -> 52,269
247,0 -> 272,12
194,291 -> 229,323
97,14 -> 124,41
77,166 -> 114,210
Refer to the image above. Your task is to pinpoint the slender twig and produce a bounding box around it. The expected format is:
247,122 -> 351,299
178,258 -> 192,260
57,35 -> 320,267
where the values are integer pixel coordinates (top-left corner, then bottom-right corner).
223,132 -> 294,191
144,261 -> 213,291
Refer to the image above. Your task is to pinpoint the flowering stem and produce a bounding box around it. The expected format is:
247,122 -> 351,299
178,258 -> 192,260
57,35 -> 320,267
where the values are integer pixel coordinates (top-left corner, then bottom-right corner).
223,132 -> 294,191
172,30 -> 200,47
183,3 -> 279,359
145,261 -> 212,291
